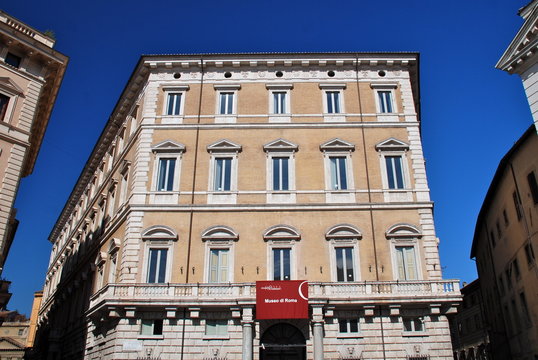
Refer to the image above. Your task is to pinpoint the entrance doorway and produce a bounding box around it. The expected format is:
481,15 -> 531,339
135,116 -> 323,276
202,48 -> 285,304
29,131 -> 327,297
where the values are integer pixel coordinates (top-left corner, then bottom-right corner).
260,323 -> 306,360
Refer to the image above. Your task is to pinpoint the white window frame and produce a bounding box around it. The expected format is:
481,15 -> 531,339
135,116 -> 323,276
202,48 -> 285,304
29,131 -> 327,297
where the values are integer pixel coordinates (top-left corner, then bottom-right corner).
214,84 -> 240,123
202,226 -> 238,283
263,139 -> 298,203
139,318 -> 164,339
118,160 -> 131,208
326,224 -> 362,282
320,139 -> 355,203
319,83 -> 346,122
162,86 -> 189,123
0,78 -> 23,124
264,225 -> 301,281
266,83 -> 293,123
204,318 -> 230,340
375,138 -> 412,202
336,312 -> 362,338
150,141 -> 186,204
207,140 -> 242,204
402,316 -> 425,334
141,226 -> 178,284
94,252 -> 107,291
371,82 -> 399,121
386,224 -> 423,281
108,238 -> 120,283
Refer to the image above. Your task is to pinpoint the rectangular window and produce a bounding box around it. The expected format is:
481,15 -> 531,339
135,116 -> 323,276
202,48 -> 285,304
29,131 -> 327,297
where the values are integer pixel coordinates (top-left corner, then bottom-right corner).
166,93 -> 182,115
214,157 -> 232,191
513,191 -> 523,221
403,317 -> 423,332
395,246 -> 418,280
326,91 -> 341,114
503,209 -> 509,226
524,242 -> 535,265
330,156 -> 348,190
527,171 -> 538,204
272,157 -> 289,191
147,248 -> 168,283
273,248 -> 291,280
0,94 -> 9,121
335,247 -> 354,282
219,92 -> 234,115
141,319 -> 163,336
385,156 -> 405,189
209,249 -> 229,283
513,258 -> 520,280
490,230 -> 496,247
519,292 -> 531,323
120,172 -> 129,204
339,318 -> 359,333
273,92 -> 287,114
205,319 -> 228,336
109,255 -> 117,283
511,298 -> 521,330
156,158 -> 176,191
378,91 -> 393,113
5,53 -> 21,68
498,275 -> 505,296
496,221 -> 502,238
505,269 -> 512,289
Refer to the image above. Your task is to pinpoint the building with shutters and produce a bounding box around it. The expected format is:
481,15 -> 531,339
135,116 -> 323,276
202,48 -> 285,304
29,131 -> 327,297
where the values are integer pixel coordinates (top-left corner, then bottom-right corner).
0,11 -> 68,309
34,52 -> 460,360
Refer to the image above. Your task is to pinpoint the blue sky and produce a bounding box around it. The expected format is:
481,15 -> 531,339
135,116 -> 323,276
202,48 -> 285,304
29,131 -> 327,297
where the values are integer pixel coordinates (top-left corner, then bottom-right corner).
2,0 -> 533,315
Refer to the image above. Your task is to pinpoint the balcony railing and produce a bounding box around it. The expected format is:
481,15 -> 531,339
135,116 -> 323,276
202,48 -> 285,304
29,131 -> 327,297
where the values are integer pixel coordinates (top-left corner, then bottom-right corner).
89,280 -> 460,310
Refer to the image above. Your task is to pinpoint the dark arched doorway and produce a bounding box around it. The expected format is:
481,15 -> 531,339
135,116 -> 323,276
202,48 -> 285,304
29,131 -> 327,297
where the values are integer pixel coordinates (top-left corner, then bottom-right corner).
260,323 -> 306,360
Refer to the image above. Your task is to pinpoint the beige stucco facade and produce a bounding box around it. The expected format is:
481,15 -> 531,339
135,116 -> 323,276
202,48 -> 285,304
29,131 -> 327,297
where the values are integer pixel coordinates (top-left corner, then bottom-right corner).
0,11 -> 68,310
35,53 -> 460,360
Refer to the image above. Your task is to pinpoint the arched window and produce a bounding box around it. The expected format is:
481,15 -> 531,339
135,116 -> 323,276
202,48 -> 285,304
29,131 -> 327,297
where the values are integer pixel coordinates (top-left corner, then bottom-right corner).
325,224 -> 362,282
202,226 -> 239,283
264,225 -> 301,281
386,223 -> 422,281
142,226 -> 178,283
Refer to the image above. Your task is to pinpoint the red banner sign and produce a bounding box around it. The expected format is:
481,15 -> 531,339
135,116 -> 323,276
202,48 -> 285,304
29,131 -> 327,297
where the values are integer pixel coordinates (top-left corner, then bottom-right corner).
256,280 -> 308,319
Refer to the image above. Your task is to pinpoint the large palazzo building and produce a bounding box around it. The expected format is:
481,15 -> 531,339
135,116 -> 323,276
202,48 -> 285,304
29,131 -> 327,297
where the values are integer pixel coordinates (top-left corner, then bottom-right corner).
33,53 -> 460,360
0,11 -> 68,309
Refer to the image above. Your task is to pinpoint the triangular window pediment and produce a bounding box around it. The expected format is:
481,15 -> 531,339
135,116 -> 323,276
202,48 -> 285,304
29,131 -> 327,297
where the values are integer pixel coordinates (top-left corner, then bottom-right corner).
207,139 -> 242,153
263,139 -> 298,152
151,140 -> 186,153
320,138 -> 355,152
0,77 -> 24,96
375,138 -> 409,152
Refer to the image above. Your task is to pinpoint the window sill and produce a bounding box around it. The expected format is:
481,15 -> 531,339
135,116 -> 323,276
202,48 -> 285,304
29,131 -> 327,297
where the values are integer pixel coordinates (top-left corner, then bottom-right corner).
376,114 -> 399,122
402,332 -> 427,337
138,335 -> 164,340
323,114 -> 346,122
161,116 -> 184,124
269,115 -> 291,123
215,115 -> 236,123
203,335 -> 230,340
337,333 -> 363,339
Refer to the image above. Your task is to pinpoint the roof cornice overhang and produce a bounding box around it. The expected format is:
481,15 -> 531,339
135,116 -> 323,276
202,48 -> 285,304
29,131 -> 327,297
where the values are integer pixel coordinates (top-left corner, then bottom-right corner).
496,4 -> 538,74
48,52 -> 420,241
470,125 -> 536,258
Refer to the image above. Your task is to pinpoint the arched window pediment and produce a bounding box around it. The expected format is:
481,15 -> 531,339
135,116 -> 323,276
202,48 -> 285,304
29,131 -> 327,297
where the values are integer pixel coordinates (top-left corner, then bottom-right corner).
141,225 -> 178,241
386,223 -> 422,239
201,225 -> 239,242
263,225 -> 301,241
325,224 -> 362,241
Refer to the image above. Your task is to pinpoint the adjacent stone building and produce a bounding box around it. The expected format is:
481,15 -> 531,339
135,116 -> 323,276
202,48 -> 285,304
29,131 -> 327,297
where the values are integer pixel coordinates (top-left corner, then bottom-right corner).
0,11 -> 68,308
34,52 -> 460,360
